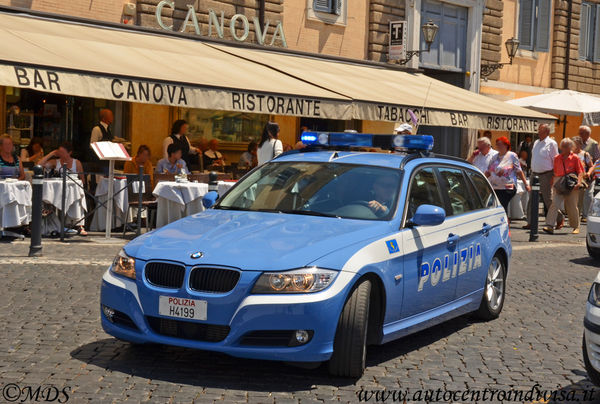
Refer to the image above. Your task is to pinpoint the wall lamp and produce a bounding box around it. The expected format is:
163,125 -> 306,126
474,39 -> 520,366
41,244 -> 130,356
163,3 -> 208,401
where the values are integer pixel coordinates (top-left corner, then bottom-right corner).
395,20 -> 439,65
480,37 -> 520,79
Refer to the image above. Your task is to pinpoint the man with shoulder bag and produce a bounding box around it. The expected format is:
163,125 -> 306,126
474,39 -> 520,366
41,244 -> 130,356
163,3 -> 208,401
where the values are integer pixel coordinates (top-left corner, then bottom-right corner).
543,138 -> 585,234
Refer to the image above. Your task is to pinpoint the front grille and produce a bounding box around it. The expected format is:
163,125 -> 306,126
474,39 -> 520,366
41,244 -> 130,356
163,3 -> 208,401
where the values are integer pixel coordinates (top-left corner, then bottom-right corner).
146,316 -> 229,342
189,267 -> 240,293
145,262 -> 185,288
240,330 -> 295,346
113,310 -> 138,330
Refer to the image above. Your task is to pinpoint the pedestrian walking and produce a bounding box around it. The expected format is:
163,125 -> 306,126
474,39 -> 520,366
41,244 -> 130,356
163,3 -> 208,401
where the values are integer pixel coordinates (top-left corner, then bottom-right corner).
573,136 -> 594,222
524,124 -> 561,229
484,137 -> 530,215
467,137 -> 498,173
579,125 -> 600,162
542,138 -> 584,235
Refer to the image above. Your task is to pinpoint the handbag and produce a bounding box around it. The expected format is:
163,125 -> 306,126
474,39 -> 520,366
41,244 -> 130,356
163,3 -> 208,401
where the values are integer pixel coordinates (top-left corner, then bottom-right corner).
553,157 -> 578,195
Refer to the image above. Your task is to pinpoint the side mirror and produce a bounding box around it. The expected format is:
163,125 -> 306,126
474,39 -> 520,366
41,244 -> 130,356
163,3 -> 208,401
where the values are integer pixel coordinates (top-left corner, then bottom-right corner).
202,191 -> 219,209
408,204 -> 446,227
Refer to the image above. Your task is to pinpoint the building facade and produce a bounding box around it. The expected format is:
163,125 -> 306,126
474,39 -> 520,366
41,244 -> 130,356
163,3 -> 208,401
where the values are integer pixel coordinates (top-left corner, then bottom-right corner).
0,0 -> 491,164
480,0 -> 600,144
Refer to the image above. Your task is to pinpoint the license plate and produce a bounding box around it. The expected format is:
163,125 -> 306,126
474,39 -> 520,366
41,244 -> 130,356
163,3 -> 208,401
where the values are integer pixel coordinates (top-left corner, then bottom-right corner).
158,296 -> 207,320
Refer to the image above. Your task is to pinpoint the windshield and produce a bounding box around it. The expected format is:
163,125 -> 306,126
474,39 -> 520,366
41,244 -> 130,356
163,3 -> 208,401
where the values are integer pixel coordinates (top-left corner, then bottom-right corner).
216,162 -> 402,221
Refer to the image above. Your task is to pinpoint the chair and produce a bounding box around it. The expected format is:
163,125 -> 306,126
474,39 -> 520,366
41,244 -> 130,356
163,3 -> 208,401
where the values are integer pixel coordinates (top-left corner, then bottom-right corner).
122,174 -> 157,235
188,172 -> 233,183
154,173 -> 176,184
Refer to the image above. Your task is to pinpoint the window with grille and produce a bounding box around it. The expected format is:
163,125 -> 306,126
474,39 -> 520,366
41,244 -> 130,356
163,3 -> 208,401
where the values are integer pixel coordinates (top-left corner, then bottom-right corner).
313,0 -> 342,15
580,2 -> 600,62
518,0 -> 552,52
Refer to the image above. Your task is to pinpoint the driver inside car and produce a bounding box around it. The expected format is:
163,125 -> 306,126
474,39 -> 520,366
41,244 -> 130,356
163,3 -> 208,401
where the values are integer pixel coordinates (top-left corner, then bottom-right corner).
368,176 -> 398,217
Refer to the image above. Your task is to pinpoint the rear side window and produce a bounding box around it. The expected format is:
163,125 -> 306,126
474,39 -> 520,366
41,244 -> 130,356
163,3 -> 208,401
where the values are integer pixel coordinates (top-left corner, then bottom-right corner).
466,170 -> 497,209
437,167 -> 474,216
407,167 -> 445,219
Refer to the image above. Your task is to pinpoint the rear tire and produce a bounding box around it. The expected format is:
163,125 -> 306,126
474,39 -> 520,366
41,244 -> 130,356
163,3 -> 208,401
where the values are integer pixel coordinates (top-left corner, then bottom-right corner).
328,279 -> 371,378
587,239 -> 600,259
583,334 -> 600,387
474,255 -> 506,321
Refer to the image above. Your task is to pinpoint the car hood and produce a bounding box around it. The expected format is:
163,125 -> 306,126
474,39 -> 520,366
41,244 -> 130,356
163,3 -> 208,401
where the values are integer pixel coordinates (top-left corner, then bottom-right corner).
125,210 -> 391,270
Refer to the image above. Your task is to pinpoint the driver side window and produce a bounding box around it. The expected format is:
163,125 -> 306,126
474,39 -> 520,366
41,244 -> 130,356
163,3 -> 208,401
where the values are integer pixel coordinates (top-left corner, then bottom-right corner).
407,167 -> 445,219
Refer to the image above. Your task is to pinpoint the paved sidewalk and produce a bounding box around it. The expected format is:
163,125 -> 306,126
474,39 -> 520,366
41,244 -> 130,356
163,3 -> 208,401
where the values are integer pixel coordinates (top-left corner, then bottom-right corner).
0,221 -> 599,403
0,235 -> 126,265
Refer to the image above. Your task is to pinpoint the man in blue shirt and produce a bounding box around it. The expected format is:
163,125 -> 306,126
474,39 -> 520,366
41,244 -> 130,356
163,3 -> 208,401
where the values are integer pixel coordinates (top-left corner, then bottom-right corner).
156,144 -> 190,175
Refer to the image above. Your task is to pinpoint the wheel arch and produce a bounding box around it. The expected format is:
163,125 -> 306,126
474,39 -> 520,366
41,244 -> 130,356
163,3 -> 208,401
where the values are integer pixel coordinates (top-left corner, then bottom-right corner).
350,271 -> 386,346
493,246 -> 509,275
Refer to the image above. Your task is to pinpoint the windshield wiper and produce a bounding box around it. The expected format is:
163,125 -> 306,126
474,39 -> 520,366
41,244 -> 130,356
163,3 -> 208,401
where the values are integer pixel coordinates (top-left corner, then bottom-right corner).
213,205 -> 252,211
278,210 -> 341,218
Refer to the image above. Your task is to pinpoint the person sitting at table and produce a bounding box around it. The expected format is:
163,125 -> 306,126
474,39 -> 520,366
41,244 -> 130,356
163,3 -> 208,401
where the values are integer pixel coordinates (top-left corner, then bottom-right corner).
0,134 -> 25,180
162,120 -> 200,168
38,142 -> 85,181
38,141 -> 87,236
203,139 -> 225,168
20,137 -> 44,164
156,144 -> 190,175
238,141 -> 258,169
124,145 -> 154,186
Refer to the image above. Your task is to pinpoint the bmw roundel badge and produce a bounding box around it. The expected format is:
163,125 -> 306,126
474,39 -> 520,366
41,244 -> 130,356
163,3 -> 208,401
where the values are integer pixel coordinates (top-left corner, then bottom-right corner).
190,251 -> 204,259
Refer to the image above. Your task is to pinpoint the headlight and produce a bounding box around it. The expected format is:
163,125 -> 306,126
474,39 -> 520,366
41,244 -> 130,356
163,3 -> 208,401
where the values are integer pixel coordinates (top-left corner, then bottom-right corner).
252,268 -> 338,294
589,282 -> 600,307
590,199 -> 600,217
111,249 -> 136,280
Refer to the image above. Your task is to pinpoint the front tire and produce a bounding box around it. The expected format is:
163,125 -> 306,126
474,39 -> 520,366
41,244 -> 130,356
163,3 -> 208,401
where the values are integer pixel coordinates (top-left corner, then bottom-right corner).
587,239 -> 600,259
475,255 -> 506,320
328,279 -> 371,378
583,334 -> 600,386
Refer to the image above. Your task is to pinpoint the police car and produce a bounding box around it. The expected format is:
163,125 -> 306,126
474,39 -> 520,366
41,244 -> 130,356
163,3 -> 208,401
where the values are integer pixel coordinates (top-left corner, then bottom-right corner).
100,133 -> 511,378
584,272 -> 600,386
586,191 -> 600,259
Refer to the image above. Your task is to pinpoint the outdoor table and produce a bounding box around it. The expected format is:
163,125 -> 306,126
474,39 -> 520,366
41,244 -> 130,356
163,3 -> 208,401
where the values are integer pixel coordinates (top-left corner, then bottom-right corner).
42,178 -> 87,235
90,177 -> 129,231
0,179 -> 32,229
152,181 -> 235,228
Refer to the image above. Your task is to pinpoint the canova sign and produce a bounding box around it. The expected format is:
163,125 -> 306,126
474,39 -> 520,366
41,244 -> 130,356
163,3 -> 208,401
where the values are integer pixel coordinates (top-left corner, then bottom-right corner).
155,0 -> 287,47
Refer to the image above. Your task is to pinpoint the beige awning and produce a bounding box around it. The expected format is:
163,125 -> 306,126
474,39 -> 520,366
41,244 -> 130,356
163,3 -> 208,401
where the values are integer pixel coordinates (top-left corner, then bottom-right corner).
0,12 -> 352,119
209,44 -> 557,133
0,10 -> 555,133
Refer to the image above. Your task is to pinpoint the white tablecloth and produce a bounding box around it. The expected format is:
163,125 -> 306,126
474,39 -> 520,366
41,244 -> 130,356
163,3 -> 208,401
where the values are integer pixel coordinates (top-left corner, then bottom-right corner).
0,180 -> 32,229
42,178 -> 87,235
91,178 -> 129,231
153,181 -> 235,228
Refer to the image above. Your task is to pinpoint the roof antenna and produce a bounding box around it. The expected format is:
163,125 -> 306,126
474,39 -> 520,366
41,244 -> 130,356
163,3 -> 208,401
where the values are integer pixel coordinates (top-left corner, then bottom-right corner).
411,81 -> 432,134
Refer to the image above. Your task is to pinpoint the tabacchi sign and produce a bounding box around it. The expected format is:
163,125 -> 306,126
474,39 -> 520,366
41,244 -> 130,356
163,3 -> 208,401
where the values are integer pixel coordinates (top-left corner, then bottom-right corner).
155,0 -> 287,47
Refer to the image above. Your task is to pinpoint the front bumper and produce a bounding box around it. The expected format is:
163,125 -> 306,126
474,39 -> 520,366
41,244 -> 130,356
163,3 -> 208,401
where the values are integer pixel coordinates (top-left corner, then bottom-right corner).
100,268 -> 354,363
585,302 -> 600,373
587,216 -> 600,249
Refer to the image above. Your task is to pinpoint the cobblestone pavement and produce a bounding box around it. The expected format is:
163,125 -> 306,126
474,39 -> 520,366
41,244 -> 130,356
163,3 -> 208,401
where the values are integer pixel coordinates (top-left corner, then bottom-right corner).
1,226 -> 600,403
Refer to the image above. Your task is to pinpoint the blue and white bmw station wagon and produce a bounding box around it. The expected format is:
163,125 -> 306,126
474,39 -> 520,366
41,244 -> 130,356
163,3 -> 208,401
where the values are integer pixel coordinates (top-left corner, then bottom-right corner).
100,133 -> 511,377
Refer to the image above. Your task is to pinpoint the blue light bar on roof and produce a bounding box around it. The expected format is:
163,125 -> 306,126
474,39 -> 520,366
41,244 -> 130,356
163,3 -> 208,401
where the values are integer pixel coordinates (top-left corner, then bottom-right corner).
300,132 -> 434,152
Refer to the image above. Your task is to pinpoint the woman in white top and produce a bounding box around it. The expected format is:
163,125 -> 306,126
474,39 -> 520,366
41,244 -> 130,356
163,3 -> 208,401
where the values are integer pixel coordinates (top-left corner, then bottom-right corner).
38,142 -> 84,181
257,122 -> 283,166
37,141 -> 87,235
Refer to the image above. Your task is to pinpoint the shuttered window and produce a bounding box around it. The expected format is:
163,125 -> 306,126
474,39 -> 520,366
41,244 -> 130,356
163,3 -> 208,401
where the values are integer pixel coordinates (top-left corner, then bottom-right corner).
313,0 -> 342,15
518,0 -> 552,52
580,2 -> 600,62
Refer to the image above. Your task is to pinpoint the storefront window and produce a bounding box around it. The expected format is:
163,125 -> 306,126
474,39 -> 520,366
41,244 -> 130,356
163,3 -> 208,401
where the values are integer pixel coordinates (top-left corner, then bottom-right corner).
181,108 -> 269,144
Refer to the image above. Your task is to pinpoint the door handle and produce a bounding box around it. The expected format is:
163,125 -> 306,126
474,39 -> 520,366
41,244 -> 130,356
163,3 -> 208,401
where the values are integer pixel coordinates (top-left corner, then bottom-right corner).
482,223 -> 492,237
447,233 -> 459,248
